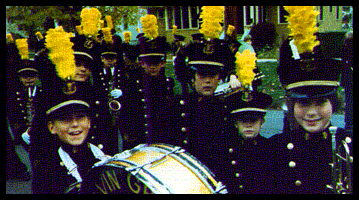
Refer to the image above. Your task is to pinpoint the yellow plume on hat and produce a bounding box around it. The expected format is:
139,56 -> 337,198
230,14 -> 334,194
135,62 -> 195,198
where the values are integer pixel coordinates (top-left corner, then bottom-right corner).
140,14 -> 159,40
102,27 -> 113,44
284,6 -> 320,54
123,31 -> 132,43
35,32 -> 44,40
173,25 -> 178,35
227,25 -> 236,37
80,7 -> 102,37
45,26 -> 76,81
235,50 -> 257,87
15,39 -> 29,60
105,15 -> 114,30
6,34 -> 14,43
199,6 -> 225,40
76,26 -> 84,35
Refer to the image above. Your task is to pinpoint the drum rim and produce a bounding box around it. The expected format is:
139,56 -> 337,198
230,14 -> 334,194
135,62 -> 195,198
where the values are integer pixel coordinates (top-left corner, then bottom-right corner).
121,144 -> 220,194
84,144 -> 222,194
151,144 -> 219,193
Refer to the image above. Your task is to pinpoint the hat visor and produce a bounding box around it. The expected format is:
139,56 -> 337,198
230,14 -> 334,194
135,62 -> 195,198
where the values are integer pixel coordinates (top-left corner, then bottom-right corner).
140,55 -> 166,66
288,86 -> 338,100
46,100 -> 90,119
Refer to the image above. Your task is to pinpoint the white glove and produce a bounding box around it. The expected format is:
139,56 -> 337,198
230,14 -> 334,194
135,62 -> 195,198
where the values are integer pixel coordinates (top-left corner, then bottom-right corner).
110,89 -> 123,99
22,130 -> 31,145
229,75 -> 242,89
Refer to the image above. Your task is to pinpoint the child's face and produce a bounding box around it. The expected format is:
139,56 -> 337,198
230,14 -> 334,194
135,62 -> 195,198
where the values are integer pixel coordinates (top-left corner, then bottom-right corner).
141,61 -> 165,77
294,97 -> 333,134
235,118 -> 264,139
194,73 -> 220,97
48,113 -> 91,147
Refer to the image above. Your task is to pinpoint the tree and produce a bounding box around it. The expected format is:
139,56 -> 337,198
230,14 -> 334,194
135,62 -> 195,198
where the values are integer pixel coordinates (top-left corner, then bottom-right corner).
6,6 -> 144,35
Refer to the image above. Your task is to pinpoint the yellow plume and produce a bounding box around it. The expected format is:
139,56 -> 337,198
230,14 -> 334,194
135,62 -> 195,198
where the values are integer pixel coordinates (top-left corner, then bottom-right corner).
123,31 -> 132,44
136,27 -> 142,33
99,20 -> 105,29
6,34 -> 14,43
45,26 -> 76,81
35,32 -> 44,40
76,26 -> 84,35
227,25 -> 236,37
199,6 -> 225,40
284,6 -> 320,54
235,50 -> 257,87
141,14 -> 159,40
173,25 -> 178,35
102,27 -> 113,44
15,39 -> 29,60
80,7 -> 102,37
105,15 -> 114,30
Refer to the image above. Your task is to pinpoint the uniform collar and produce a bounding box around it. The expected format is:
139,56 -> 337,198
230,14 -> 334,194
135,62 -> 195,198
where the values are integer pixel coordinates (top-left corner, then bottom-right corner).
298,126 -> 331,141
304,132 -> 329,141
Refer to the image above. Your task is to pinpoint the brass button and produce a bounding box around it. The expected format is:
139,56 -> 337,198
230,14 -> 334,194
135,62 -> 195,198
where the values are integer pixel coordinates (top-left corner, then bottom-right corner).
289,161 -> 296,168
295,180 -> 302,187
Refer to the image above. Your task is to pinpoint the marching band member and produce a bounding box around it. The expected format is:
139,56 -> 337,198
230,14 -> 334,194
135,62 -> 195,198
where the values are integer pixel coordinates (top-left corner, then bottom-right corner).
165,7 -> 234,189
30,27 -> 110,194
272,6 -> 353,194
6,35 -> 32,181
175,7 -> 236,95
121,14 -> 174,150
7,38 -> 43,146
225,50 -> 273,194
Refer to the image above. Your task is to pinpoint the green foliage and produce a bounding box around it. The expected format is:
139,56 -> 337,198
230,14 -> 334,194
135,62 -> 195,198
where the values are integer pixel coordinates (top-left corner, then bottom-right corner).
6,6 -> 143,35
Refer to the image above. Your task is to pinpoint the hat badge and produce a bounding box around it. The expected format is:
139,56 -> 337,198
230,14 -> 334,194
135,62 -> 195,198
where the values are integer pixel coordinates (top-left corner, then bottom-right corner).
241,90 -> 253,102
84,38 -> 94,49
63,81 -> 77,95
203,41 -> 215,55
300,58 -> 318,72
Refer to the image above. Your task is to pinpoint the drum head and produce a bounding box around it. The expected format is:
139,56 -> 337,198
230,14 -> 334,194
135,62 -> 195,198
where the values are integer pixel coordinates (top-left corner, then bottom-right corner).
81,164 -> 154,194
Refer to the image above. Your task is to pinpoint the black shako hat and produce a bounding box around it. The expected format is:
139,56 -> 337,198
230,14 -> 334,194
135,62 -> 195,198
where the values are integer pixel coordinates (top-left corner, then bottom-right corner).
17,59 -> 39,77
44,81 -> 92,120
185,39 -> 230,77
277,37 -> 342,99
138,36 -> 170,65
226,91 -> 273,119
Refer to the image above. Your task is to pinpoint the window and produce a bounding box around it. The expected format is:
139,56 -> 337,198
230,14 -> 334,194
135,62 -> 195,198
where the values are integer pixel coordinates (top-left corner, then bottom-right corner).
278,6 -> 289,24
319,6 -> 324,21
244,6 -> 255,26
244,6 -> 266,26
166,6 -> 201,30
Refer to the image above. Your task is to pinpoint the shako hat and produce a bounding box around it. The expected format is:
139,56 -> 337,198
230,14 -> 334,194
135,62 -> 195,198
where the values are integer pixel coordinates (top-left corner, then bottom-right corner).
278,38 -> 342,99
185,39 -> 231,77
138,14 -> 170,65
45,81 -> 92,119
277,6 -> 342,99
226,91 -> 273,120
14,38 -> 39,76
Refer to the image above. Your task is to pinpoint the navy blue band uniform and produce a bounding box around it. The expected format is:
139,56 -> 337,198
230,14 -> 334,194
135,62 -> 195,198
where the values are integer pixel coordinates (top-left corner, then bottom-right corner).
271,126 -> 353,194
6,38 -> 43,144
272,6 -> 353,194
224,90 -> 274,194
120,30 -> 174,150
164,92 -> 230,187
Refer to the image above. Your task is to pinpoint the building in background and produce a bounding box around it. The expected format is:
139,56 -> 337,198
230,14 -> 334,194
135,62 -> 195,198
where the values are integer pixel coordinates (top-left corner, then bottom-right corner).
145,6 -> 352,46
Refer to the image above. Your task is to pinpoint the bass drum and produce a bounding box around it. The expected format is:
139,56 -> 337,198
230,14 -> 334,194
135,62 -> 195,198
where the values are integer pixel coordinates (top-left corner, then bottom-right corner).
81,144 -> 227,194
